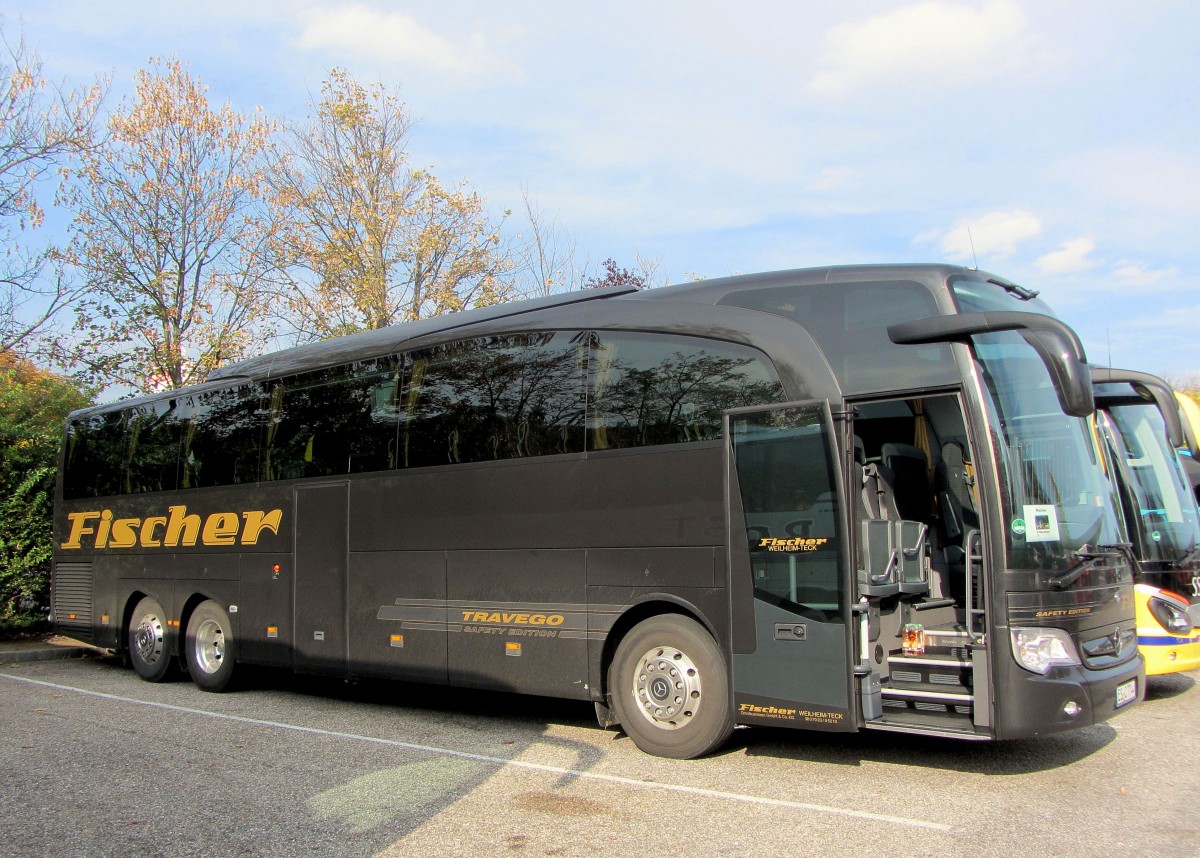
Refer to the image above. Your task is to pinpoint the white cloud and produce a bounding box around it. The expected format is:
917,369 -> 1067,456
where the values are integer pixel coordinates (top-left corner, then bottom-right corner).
917,210 -> 1043,262
295,4 -> 518,82
1034,238 -> 1100,274
808,0 -> 1028,97
1111,260 -> 1181,287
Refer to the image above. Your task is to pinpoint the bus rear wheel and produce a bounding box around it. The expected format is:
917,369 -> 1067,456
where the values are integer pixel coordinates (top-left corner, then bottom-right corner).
609,614 -> 734,759
128,596 -> 172,682
185,600 -> 237,692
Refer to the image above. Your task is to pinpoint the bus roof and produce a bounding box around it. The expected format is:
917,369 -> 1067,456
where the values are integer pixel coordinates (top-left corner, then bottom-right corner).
69,262 -> 996,420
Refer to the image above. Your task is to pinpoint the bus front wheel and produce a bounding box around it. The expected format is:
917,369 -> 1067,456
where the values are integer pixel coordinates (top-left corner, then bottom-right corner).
185,600 -> 237,692
128,596 -> 172,682
609,614 -> 734,759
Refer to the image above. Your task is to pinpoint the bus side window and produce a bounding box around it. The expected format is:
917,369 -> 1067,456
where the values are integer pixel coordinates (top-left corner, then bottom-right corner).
187,384 -> 264,487
62,411 -> 127,499
588,332 -> 783,451
261,358 -> 403,480
400,334 -> 585,468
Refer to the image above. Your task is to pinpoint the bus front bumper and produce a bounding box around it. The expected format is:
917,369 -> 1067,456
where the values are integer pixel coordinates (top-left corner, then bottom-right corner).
996,654 -> 1145,738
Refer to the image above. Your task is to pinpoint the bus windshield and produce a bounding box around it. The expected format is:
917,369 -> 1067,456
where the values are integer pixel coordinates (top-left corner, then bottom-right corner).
950,277 -> 1125,571
973,332 -> 1125,570
1099,402 -> 1200,564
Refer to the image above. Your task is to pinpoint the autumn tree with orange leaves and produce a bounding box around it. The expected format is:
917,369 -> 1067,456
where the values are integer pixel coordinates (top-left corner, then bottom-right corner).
63,58 -> 276,391
266,69 -> 514,342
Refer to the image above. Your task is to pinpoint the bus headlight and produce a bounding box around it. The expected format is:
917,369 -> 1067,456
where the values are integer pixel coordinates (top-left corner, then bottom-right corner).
1010,627 -> 1082,675
1148,593 -> 1194,635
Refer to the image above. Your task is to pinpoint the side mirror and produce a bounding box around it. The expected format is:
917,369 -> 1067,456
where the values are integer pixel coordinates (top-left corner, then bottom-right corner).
888,311 -> 1094,418
1091,367 -> 1186,449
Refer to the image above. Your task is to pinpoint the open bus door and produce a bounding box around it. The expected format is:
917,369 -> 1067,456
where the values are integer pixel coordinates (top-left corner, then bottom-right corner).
727,401 -> 858,732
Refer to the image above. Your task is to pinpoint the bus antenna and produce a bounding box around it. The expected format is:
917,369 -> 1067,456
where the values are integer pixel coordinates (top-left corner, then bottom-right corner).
967,227 -> 979,270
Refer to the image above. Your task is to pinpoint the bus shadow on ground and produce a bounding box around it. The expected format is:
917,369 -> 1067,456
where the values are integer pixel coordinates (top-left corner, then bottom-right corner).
731,720 -> 1118,775
1144,673 -> 1195,700
86,655 -> 1145,778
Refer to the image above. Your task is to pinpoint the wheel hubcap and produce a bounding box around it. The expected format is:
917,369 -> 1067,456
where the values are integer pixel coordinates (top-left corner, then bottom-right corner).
194,618 -> 225,675
632,645 -> 701,730
134,614 -> 165,664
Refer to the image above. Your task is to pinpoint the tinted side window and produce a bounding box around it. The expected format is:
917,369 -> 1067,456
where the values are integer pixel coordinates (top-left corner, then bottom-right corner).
720,280 -> 954,395
184,384 -> 264,487
125,399 -> 186,493
400,333 -> 586,468
62,410 -> 127,499
263,357 -> 403,481
589,332 -> 784,450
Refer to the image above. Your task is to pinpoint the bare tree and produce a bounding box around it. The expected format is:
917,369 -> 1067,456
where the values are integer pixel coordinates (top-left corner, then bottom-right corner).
266,69 -> 514,341
512,187 -> 581,297
0,23 -> 106,354
62,58 -> 276,392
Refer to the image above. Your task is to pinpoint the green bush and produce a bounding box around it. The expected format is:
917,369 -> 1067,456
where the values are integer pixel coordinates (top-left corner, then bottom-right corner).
0,353 -> 91,630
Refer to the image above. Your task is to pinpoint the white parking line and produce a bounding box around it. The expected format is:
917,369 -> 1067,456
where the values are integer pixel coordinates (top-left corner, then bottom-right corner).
2,671 -> 952,832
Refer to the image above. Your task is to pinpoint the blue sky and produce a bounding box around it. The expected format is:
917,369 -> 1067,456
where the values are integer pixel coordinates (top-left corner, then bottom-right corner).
7,1 -> 1200,380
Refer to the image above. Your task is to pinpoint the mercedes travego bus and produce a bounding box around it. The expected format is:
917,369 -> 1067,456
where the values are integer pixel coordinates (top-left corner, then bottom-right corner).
1092,369 -> 1200,674
51,264 -> 1143,758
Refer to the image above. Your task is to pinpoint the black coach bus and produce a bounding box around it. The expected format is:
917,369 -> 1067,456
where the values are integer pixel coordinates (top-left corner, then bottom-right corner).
52,264 -> 1143,757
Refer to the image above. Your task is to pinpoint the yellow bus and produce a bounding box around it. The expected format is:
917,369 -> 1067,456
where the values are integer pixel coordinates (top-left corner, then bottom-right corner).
1094,370 -> 1200,675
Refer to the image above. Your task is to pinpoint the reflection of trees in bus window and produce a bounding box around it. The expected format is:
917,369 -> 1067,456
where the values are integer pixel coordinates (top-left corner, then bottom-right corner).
262,357 -> 403,480
184,384 -> 264,487
400,333 -> 586,468
589,333 -> 784,451
124,400 -> 187,493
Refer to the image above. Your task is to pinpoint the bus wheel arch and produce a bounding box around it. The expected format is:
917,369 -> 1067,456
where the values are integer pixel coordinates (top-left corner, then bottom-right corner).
604,605 -> 734,758
126,594 -> 173,682
184,599 -> 237,692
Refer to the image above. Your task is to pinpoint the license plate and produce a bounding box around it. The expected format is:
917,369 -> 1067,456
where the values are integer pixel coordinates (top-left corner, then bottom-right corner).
1115,678 -> 1137,708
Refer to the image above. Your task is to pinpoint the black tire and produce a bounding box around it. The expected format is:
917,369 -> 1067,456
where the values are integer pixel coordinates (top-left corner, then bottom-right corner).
608,614 -> 734,759
184,600 -> 237,692
128,596 -> 172,682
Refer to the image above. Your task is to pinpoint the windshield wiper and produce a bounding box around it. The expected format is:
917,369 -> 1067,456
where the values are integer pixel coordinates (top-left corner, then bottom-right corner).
1172,545 -> 1200,569
987,277 -> 1040,301
1049,543 -> 1131,590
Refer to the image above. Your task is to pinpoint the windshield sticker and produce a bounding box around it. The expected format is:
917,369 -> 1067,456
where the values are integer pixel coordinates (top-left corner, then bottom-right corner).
1023,504 -> 1061,543
1011,518 -> 1026,536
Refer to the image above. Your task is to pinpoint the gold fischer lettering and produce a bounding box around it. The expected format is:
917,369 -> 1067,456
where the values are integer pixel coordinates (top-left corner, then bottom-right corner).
165,505 -> 202,547
140,516 -> 166,548
201,512 -> 240,546
757,537 -> 830,552
108,517 -> 140,549
61,512 -> 100,549
241,509 -> 282,544
59,504 -> 284,550
96,509 -> 113,548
